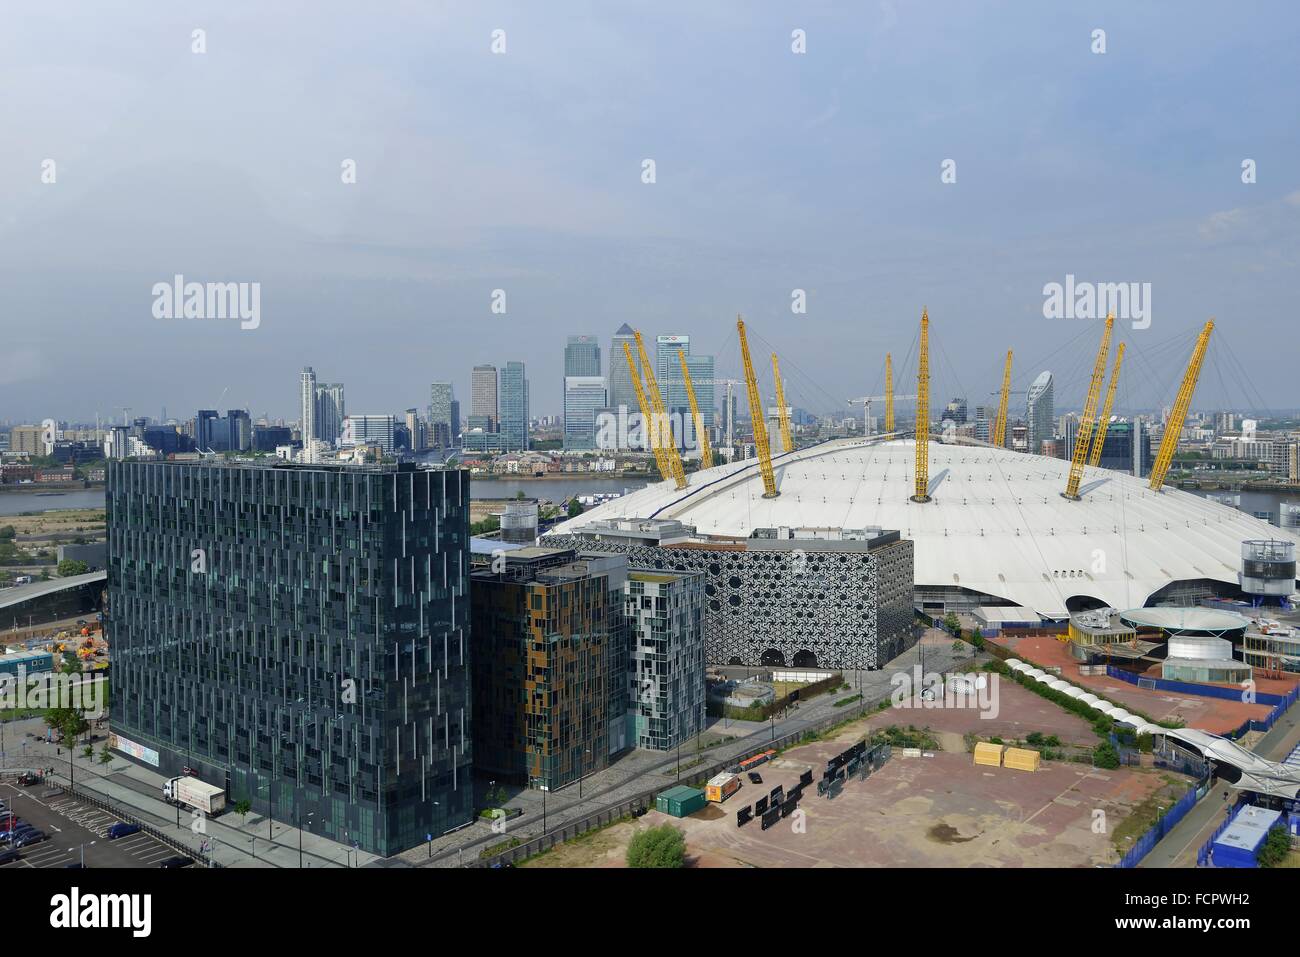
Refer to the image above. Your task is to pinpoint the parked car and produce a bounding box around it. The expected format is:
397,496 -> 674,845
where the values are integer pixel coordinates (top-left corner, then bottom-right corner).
0,849 -> 22,865
16,772 -> 42,786
106,822 -> 141,840
63,862 -> 86,869
0,822 -> 30,841
747,772 -> 763,785
158,856 -> 193,869
14,830 -> 47,848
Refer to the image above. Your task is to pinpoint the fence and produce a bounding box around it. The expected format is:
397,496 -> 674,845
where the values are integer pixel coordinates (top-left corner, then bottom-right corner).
1196,797 -> 1247,867
463,663 -> 966,868
1106,666 -> 1289,706
1115,775 -> 1208,868
53,781 -> 219,868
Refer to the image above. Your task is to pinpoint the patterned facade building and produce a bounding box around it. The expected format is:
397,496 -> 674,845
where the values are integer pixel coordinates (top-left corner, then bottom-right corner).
470,547 -> 630,790
547,519 -> 915,671
106,460 -> 473,856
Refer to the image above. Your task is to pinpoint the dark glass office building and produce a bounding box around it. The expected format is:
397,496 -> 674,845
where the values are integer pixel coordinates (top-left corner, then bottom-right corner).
106,459 -> 473,856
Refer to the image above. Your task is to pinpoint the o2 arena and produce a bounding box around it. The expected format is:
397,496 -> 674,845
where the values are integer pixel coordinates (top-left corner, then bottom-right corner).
552,435 -> 1299,621
551,316 -> 1299,627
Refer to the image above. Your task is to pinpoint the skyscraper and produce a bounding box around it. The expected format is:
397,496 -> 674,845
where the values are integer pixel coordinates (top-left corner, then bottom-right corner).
106,459 -> 473,856
563,376 -> 608,450
499,361 -> 529,451
655,334 -> 689,384
564,335 -> 601,377
299,367 -> 316,459
429,382 -> 454,448
608,324 -> 638,417
471,365 -> 498,432
314,382 -> 345,445
1026,371 -> 1054,456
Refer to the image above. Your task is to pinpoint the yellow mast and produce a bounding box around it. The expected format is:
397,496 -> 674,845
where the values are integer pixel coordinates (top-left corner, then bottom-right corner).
678,348 -> 714,470
884,353 -> 894,433
771,353 -> 793,453
1088,342 -> 1126,468
912,309 -> 931,502
623,342 -> 675,486
634,331 -> 687,489
993,350 -> 1013,448
737,316 -> 778,498
1063,314 -> 1114,500
1149,320 -> 1214,491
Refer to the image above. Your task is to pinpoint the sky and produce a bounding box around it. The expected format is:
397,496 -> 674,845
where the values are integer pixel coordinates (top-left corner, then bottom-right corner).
1,0 -> 1297,425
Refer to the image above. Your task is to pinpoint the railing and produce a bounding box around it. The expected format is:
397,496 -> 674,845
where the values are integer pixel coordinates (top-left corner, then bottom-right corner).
53,782 -> 219,868
1114,775 -> 1208,868
462,666 -> 960,868
1196,797 -> 1247,867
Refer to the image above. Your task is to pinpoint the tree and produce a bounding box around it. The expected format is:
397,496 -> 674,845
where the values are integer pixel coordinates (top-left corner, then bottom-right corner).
98,746 -> 113,766
1093,742 -> 1120,770
82,744 -> 93,759
942,612 -> 961,636
626,824 -> 686,868
567,499 -> 585,519
234,798 -> 253,827
1256,826 -> 1292,867
58,559 -> 90,577
45,708 -> 89,746
0,525 -> 15,540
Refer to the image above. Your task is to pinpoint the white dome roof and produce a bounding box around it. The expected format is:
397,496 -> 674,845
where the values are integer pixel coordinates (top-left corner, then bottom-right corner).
552,437 -> 1299,619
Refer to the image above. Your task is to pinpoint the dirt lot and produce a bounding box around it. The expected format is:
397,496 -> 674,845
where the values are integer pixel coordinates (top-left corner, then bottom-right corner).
2,508 -> 105,539
522,703 -> 1175,868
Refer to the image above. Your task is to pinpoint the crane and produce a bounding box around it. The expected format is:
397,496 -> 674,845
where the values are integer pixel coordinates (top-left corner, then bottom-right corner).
848,394 -> 916,436
992,350 -> 1013,448
885,353 -> 894,434
623,341 -> 681,489
634,331 -> 687,489
1149,320 -> 1214,492
912,308 -> 931,503
677,348 -> 713,470
770,353 -> 793,453
1063,314 -> 1114,500
1088,342 -> 1126,468
737,316 -> 779,498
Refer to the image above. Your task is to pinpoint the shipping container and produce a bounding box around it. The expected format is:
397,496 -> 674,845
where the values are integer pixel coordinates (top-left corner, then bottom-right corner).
656,785 -> 707,818
705,772 -> 741,803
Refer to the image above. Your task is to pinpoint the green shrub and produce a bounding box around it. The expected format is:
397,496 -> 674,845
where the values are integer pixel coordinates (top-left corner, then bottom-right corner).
1093,742 -> 1120,769
1255,826 -> 1292,868
626,824 -> 686,868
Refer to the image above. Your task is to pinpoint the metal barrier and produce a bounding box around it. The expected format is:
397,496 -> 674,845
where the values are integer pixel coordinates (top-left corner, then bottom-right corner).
57,782 -> 219,868
1115,775 -> 1208,868
464,674 -> 941,868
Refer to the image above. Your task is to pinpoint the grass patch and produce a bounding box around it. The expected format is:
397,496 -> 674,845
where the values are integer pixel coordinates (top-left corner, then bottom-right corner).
833,694 -> 862,708
1109,774 -> 1192,852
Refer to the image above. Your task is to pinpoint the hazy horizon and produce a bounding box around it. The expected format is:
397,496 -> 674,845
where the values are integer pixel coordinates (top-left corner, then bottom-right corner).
3,1 -> 1298,424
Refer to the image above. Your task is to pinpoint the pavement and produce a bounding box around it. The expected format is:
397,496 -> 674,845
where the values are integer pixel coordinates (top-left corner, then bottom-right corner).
1139,690 -> 1300,868
0,780 -> 180,869
0,626 -> 974,869
1,716 -> 378,869
405,628 -> 976,867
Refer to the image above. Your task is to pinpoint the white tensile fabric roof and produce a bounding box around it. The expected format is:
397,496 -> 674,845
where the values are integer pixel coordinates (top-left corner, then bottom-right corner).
553,437 -> 1299,619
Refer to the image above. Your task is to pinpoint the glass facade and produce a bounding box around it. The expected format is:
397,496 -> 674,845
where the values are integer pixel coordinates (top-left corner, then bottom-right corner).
106,460 -> 473,857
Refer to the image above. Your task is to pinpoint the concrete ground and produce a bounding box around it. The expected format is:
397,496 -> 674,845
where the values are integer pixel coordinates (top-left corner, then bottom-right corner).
0,780 -> 181,869
520,730 -> 1172,868
1,716 -> 375,869
1002,635 -> 1274,734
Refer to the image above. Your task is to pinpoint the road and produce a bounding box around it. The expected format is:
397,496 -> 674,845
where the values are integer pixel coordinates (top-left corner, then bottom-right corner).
1139,694 -> 1300,868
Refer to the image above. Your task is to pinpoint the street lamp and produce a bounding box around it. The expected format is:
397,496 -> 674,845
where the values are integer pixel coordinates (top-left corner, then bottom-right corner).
298,809 -> 314,869
579,749 -> 592,800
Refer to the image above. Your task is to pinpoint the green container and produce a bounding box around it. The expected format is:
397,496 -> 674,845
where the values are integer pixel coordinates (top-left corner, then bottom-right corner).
656,785 -> 706,818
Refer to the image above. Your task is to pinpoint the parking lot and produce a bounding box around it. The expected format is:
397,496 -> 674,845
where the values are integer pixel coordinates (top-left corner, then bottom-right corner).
0,781 -> 186,869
